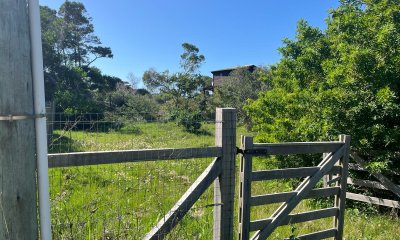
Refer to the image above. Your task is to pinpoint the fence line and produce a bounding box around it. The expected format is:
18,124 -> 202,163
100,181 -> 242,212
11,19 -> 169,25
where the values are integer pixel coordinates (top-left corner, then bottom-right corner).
344,152 -> 400,209
45,107 -> 400,239
47,108 -> 237,239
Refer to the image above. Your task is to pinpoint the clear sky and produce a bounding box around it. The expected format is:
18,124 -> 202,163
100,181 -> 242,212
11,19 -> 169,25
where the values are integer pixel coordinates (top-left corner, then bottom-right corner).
38,0 -> 339,87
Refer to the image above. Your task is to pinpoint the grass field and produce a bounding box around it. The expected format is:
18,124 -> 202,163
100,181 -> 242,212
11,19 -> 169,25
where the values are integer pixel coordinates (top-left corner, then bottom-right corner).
48,121 -> 400,239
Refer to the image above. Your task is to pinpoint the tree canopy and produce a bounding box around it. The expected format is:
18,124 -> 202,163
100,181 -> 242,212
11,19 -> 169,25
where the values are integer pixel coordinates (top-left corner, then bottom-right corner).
246,0 -> 400,170
57,1 -> 113,67
41,2 -> 210,132
41,2 -> 119,113
213,66 -> 268,123
142,43 -> 211,132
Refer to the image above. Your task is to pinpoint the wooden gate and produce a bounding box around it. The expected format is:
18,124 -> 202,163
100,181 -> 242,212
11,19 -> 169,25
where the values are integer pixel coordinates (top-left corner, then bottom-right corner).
238,135 -> 351,240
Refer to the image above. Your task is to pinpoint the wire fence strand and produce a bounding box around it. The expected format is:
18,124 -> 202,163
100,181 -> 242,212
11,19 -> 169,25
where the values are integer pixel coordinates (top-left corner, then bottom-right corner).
47,112 -> 217,239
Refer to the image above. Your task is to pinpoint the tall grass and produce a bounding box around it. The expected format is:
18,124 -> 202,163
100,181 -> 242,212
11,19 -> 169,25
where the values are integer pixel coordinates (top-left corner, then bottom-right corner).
48,122 -> 400,239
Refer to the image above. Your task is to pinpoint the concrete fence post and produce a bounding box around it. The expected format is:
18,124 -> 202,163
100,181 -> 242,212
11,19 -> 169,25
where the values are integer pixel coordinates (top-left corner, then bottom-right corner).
213,108 -> 236,240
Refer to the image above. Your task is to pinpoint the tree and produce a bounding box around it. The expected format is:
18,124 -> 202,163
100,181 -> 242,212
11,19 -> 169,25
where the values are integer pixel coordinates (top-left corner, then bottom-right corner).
142,43 -> 208,132
127,72 -> 139,89
246,0 -> 400,171
143,42 -> 208,99
40,6 -> 64,101
214,66 -> 268,123
180,43 -> 205,73
106,83 -> 160,122
58,1 -> 113,67
40,2 -> 116,114
142,68 -> 171,93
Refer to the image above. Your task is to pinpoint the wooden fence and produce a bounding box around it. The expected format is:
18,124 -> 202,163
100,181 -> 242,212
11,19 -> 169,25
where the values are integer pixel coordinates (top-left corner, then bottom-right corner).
345,152 -> 400,209
47,108 -> 237,240
323,152 -> 400,209
47,108 -> 355,239
48,106 -> 400,239
237,135 -> 351,240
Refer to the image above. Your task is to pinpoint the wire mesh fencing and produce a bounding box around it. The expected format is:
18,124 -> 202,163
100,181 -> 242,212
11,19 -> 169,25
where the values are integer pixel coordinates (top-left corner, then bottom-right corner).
47,112 -> 215,153
47,112 -> 220,239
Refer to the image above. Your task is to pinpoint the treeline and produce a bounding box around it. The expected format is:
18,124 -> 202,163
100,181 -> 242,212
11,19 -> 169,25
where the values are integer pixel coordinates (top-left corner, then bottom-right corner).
41,2 -> 159,122
38,2 -> 173,121
40,1 -> 266,132
246,0 -> 400,172
42,0 -> 400,175
42,2 -> 112,112
41,0 -> 400,210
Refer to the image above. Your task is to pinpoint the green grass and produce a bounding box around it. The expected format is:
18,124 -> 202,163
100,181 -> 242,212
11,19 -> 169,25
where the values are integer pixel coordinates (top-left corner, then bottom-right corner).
49,122 -> 238,239
49,122 -> 221,153
50,159 -> 215,239
48,122 -> 400,239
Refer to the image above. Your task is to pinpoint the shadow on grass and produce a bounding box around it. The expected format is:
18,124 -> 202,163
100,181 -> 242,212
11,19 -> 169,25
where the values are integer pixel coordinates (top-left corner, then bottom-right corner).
116,124 -> 142,135
192,129 -> 213,136
48,133 -> 83,153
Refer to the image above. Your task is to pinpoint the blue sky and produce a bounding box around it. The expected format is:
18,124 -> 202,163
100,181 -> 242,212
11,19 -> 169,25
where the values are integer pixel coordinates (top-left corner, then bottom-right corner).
39,0 -> 339,87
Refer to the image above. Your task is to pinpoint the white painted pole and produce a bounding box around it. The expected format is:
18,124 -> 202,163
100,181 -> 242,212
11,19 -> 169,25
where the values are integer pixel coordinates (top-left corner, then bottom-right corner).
28,0 -> 52,239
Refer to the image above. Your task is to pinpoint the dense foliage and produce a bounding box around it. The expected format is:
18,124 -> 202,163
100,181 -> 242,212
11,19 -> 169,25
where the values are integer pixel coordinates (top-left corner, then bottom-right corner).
41,2 -> 160,124
41,2 -> 213,132
41,2 -> 116,111
213,67 -> 269,123
246,0 -> 400,171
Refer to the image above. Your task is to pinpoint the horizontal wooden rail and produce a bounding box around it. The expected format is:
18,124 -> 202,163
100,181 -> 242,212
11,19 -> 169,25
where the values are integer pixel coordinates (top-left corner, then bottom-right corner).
346,192 -> 400,209
251,166 -> 341,181
284,228 -> 337,240
249,142 -> 343,155
48,147 -> 222,168
250,187 -> 340,206
250,208 -> 338,231
251,167 -> 319,181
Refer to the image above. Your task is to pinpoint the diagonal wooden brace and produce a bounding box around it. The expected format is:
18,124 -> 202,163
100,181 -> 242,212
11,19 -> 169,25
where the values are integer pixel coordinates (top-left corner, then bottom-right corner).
351,152 -> 400,199
144,157 -> 221,240
251,145 -> 345,240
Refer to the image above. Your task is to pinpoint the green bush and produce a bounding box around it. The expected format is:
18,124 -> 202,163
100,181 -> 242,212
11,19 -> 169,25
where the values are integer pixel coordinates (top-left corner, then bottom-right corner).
176,109 -> 202,133
246,0 -> 400,171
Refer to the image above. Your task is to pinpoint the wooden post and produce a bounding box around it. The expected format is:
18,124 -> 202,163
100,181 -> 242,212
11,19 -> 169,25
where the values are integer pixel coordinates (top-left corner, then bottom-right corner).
0,0 -> 39,238
334,135 -> 351,240
238,136 -> 253,240
214,108 -> 236,240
